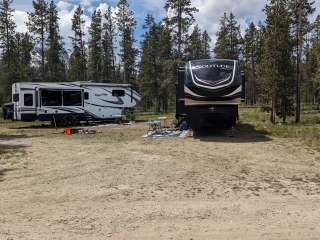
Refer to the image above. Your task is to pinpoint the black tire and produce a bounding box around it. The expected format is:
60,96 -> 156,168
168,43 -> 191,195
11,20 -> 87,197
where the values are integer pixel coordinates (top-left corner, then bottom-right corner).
64,115 -> 79,127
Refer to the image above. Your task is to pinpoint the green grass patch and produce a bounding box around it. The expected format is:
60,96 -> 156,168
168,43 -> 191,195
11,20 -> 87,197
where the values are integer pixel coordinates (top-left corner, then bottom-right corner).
239,106 -> 320,151
0,118 -> 49,129
133,112 -> 175,122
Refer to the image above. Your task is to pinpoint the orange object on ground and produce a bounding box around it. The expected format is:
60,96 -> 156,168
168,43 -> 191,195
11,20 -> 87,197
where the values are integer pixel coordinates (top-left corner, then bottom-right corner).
65,128 -> 72,135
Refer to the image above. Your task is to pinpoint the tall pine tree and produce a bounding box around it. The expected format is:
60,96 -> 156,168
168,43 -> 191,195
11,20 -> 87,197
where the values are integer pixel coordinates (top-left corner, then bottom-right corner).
243,22 -> 258,105
289,0 -> 315,122
214,13 -> 229,59
12,33 -> 33,83
214,12 -> 242,60
27,0 -> 48,81
116,0 -> 137,84
0,0 -> 16,102
69,5 -> 87,82
308,15 -> 320,107
46,0 -> 66,82
139,15 -> 161,111
201,30 -> 211,59
258,0 -> 294,124
0,0 -> 15,68
102,6 -> 116,82
185,24 -> 203,60
158,23 -> 176,112
88,9 -> 102,81
164,0 -> 198,60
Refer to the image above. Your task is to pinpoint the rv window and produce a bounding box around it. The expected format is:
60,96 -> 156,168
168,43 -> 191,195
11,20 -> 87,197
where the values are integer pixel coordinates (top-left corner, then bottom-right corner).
112,89 -> 125,97
41,90 -> 62,106
24,94 -> 33,106
13,94 -> 19,102
84,92 -> 89,100
63,91 -> 82,106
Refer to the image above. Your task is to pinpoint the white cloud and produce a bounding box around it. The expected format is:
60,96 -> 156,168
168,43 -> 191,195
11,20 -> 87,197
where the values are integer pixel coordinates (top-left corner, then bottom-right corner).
57,1 -> 74,12
14,10 -> 28,33
96,3 -> 109,13
192,0 -> 266,46
81,0 -> 93,8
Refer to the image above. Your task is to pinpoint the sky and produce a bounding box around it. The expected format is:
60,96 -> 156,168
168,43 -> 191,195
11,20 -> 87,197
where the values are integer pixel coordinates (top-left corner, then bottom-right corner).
12,0 -> 320,53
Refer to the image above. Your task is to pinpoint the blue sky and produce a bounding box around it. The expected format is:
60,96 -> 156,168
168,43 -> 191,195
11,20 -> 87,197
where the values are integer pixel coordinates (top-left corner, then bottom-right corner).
11,0 -> 320,53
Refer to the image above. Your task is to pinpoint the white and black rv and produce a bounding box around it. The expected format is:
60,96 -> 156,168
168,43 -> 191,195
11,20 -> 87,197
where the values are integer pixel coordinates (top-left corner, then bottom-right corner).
176,59 -> 245,129
3,82 -> 141,126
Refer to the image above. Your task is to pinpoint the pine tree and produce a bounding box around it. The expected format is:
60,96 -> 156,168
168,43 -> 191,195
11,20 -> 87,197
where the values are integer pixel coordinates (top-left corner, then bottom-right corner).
201,30 -> 211,59
243,22 -> 258,105
258,0 -> 294,124
308,15 -> 320,107
289,0 -> 315,122
214,12 -> 242,60
256,21 -> 267,64
228,13 -> 242,59
102,6 -> 116,82
0,0 -> 16,102
27,0 -> 48,81
0,32 -> 33,103
0,0 -> 15,68
138,16 -> 176,112
88,9 -> 102,81
185,24 -> 203,60
116,0 -> 137,84
158,23 -> 176,112
312,15 -> 320,39
68,5 -> 87,82
164,0 -> 198,60
13,32 -> 33,83
214,13 -> 229,59
46,0 -> 66,82
139,15 -> 160,111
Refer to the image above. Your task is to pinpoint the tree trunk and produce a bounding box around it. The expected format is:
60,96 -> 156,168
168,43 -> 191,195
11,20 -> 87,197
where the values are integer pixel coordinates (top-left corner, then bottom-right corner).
41,35 -> 45,81
177,3 -> 182,60
271,94 -> 276,124
295,1 -> 303,123
282,97 -> 287,124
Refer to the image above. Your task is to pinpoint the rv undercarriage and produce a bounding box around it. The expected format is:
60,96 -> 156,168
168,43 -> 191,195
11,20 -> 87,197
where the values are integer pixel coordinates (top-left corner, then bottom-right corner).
179,105 -> 239,130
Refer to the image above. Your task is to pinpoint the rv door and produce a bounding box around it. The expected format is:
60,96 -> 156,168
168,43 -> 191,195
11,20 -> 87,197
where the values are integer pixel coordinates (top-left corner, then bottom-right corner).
12,92 -> 19,120
20,90 -> 37,121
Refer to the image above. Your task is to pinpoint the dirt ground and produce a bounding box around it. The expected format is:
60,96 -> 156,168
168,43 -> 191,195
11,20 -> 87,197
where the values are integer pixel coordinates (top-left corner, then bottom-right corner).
1,123 -> 320,240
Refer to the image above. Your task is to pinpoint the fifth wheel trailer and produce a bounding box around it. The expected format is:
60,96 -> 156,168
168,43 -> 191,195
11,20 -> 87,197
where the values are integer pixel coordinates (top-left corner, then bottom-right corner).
176,59 -> 245,129
3,82 -> 140,126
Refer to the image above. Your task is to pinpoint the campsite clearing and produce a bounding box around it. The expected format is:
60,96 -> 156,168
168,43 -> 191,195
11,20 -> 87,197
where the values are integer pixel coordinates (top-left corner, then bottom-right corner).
1,122 -> 320,239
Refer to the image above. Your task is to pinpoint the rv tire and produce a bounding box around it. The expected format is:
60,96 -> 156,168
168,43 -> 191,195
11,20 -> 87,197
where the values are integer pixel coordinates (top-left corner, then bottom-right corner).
64,115 -> 80,127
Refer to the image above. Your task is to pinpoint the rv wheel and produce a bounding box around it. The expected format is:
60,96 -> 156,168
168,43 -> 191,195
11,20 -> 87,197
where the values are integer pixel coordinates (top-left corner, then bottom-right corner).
64,115 -> 79,127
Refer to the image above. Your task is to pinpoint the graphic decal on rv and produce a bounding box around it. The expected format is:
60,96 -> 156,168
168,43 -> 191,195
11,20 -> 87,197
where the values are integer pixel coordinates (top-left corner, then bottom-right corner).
85,102 -> 123,109
99,98 -> 124,105
43,106 -> 84,113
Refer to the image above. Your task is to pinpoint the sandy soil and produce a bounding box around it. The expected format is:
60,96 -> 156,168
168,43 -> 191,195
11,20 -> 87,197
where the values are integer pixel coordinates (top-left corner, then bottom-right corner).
1,124 -> 320,240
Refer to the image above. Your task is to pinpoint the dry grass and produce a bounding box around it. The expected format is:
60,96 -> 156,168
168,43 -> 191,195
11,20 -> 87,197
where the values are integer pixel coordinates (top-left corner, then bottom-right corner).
239,106 -> 320,152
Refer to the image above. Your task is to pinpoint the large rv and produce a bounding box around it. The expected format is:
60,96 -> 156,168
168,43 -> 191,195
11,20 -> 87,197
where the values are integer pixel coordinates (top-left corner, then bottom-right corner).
2,82 -> 141,126
176,59 -> 245,129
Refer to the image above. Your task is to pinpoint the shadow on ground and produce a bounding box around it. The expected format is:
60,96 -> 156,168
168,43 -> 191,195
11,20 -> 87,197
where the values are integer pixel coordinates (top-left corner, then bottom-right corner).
0,168 -> 17,182
0,134 -> 38,141
0,143 -> 29,157
10,123 -> 53,130
0,142 -> 29,182
193,123 -> 272,143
